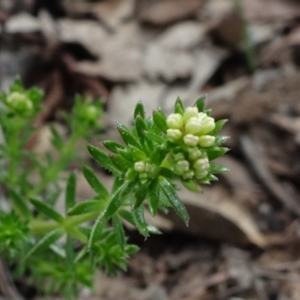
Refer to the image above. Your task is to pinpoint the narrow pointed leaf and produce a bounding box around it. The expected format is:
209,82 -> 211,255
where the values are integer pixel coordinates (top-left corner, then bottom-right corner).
67,200 -> 105,216
117,122 -> 141,148
148,180 -> 159,216
87,144 -> 121,175
83,166 -> 109,199
181,180 -> 202,192
112,215 -> 125,250
128,145 -> 147,161
152,110 -> 167,132
8,189 -> 31,219
214,136 -> 229,146
30,198 -> 64,223
209,163 -> 230,174
133,184 -> 147,210
134,101 -> 145,119
132,206 -> 149,237
174,97 -> 185,114
102,141 -> 124,153
194,96 -> 206,112
24,228 -> 64,261
206,147 -> 229,161
135,115 -> 147,145
49,125 -> 64,150
110,154 -> 133,172
159,177 -> 189,225
118,209 -> 135,226
144,131 -> 166,145
211,119 -> 228,135
65,172 -> 76,212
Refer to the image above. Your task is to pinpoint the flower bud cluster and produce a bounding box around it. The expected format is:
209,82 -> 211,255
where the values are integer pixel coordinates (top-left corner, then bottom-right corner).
166,106 -> 216,180
6,92 -> 33,115
134,161 -> 156,181
173,150 -> 209,180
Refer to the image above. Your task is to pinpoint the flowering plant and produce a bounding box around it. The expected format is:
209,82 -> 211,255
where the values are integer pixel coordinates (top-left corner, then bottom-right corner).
0,79 -> 228,299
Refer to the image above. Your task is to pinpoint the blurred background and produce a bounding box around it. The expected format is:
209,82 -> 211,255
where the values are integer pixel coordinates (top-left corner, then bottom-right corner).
2,0 -> 300,299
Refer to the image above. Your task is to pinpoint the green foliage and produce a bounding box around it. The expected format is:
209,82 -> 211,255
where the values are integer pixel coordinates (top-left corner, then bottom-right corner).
0,79 -> 229,299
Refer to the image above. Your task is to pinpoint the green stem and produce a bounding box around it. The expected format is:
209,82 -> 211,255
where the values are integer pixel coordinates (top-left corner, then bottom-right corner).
29,133 -> 80,197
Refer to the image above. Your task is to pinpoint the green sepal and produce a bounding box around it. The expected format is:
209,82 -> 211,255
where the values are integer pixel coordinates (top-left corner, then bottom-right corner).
181,179 -> 202,192
132,206 -> 149,237
209,163 -> 230,174
8,189 -> 31,219
132,184 -> 147,210
83,166 -> 109,199
112,215 -> 125,250
110,154 -> 133,172
30,198 -> 64,223
174,97 -> 185,114
24,228 -> 64,261
159,177 -> 189,225
206,147 -> 229,161
117,122 -> 141,148
152,110 -> 167,132
102,141 -> 124,154
134,101 -> 145,120
211,119 -> 228,135
67,200 -> 105,216
65,172 -> 76,213
87,144 -> 121,175
194,96 -> 206,112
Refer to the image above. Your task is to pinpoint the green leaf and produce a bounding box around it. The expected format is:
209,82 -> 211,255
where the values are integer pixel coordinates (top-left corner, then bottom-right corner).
117,148 -> 134,162
149,146 -> 168,165
135,115 -> 148,145
147,180 -> 159,216
24,228 -> 64,261
206,147 -> 229,161
87,144 -> 121,175
8,189 -> 31,219
102,141 -> 124,154
110,154 -> 133,172
30,198 -> 64,223
49,125 -> 64,150
128,145 -> 147,161
102,181 -> 135,220
144,131 -> 166,145
181,180 -> 202,192
67,200 -> 105,216
26,87 -> 44,104
159,167 -> 177,179
134,102 -> 145,120
117,122 -> 141,148
159,177 -> 189,225
194,96 -> 206,112
65,173 -> 76,213
111,176 -> 125,193
88,217 -> 106,249
83,166 -> 109,199
152,110 -> 167,132
214,136 -> 229,146
118,209 -> 135,226
112,215 -> 125,250
174,97 -> 185,114
133,184 -> 147,210
209,163 -> 230,174
132,206 -> 149,237
211,119 -> 228,135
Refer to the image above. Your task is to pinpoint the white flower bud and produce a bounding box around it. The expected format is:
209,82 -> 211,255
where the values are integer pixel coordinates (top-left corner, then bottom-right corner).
198,135 -> 215,147
167,129 -> 182,141
134,161 -> 145,173
175,160 -> 190,175
187,147 -> 202,160
145,163 -> 152,173
183,107 -> 198,123
185,117 -> 202,134
198,117 -> 215,135
173,152 -> 185,162
183,134 -> 199,146
193,158 -> 209,171
139,172 -> 148,179
182,170 -> 194,180
195,170 -> 208,179
166,113 -> 183,129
